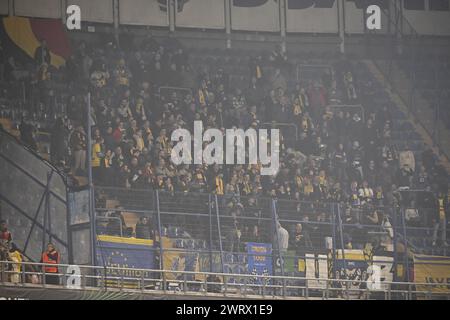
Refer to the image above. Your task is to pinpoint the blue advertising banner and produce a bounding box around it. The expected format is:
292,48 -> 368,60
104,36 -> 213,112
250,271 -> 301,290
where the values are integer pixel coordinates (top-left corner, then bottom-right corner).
96,235 -> 156,288
247,242 -> 273,279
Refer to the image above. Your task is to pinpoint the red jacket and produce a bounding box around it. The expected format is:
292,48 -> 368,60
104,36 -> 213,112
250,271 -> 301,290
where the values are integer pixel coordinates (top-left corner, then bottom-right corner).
113,128 -> 123,143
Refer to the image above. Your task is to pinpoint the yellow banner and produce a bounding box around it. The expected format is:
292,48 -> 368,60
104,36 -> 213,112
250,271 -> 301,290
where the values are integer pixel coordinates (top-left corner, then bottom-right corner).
97,234 -> 154,246
161,237 -> 201,281
414,254 -> 450,293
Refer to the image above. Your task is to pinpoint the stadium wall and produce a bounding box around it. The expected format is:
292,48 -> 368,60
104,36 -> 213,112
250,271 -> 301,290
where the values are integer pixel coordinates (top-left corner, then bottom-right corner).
0,130 -> 69,263
3,0 -> 450,36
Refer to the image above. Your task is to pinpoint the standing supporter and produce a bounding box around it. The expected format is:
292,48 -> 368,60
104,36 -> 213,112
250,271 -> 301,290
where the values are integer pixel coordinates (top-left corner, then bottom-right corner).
91,137 -> 104,183
50,118 -> 68,165
40,243 -> 61,285
291,223 -> 312,254
34,40 -> 51,67
275,222 -> 289,253
0,220 -> 12,244
8,243 -> 22,284
71,126 -> 87,175
432,191 -> 448,246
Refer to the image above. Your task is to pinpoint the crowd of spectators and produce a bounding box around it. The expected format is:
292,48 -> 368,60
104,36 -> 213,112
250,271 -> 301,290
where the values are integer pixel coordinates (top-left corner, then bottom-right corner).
0,33 -> 449,252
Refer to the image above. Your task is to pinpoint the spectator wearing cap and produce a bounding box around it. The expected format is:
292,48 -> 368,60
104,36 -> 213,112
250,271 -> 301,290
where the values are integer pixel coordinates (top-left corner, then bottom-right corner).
34,39 -> 51,67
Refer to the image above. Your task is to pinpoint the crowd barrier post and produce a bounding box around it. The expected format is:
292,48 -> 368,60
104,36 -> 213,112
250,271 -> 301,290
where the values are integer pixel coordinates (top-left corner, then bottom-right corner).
208,194 -> 214,273
393,205 -> 399,283
401,207 -> 411,283
155,190 -> 164,271
214,195 -> 225,274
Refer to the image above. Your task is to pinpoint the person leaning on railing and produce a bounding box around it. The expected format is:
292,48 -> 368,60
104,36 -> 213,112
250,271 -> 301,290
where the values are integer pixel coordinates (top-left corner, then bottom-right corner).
7,243 -> 22,284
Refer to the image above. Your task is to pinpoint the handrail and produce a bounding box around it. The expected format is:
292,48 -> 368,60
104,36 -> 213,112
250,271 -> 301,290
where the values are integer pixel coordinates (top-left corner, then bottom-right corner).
94,188 -> 449,242
0,127 -> 67,185
96,216 -> 124,237
1,260 -> 449,300
296,64 -> 333,83
0,260 -> 443,287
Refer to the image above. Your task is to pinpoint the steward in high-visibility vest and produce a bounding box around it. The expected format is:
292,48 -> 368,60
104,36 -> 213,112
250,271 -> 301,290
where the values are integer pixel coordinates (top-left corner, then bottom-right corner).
41,243 -> 60,285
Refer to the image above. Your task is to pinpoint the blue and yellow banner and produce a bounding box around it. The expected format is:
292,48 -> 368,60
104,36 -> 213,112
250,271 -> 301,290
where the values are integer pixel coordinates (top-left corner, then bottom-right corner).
414,254 -> 450,294
247,242 -> 272,279
96,235 -> 156,288
161,237 -> 202,281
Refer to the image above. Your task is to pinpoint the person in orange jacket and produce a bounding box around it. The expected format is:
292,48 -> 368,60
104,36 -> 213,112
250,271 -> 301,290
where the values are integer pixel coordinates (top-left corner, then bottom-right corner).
40,243 -> 60,285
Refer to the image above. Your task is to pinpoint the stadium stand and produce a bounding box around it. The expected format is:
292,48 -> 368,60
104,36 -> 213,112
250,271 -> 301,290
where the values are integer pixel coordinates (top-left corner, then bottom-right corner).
0,12 -> 449,300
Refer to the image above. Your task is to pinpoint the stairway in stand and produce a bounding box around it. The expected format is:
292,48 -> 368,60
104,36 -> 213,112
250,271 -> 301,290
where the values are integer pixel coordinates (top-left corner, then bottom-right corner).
364,60 -> 450,174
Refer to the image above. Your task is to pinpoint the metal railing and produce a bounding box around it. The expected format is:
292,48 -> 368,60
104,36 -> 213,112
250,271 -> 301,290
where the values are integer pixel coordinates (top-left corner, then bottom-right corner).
0,261 -> 449,300
262,122 -> 298,141
94,188 -> 448,253
296,64 -> 333,83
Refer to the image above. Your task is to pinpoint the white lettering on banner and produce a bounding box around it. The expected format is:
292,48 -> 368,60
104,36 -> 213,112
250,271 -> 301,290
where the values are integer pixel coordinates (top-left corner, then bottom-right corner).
305,254 -> 328,289
366,5 -> 381,30
372,256 -> 394,291
367,265 -> 381,290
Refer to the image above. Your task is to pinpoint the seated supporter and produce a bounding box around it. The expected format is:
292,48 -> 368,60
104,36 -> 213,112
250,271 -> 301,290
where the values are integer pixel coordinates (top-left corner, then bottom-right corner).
135,216 -> 154,239
290,223 -> 312,254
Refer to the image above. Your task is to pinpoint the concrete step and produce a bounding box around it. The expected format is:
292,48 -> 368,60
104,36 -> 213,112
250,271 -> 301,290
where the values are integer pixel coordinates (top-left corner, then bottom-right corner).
364,60 -> 450,174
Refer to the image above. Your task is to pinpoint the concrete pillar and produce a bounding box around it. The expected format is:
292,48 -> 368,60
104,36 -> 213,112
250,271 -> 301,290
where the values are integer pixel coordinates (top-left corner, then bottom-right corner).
113,0 -> 119,29
61,0 -> 67,25
280,0 -> 287,53
113,0 -> 119,42
395,0 -> 403,55
388,0 -> 395,35
224,0 -> 231,48
8,0 -> 14,16
169,0 -> 176,33
338,0 -> 345,54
